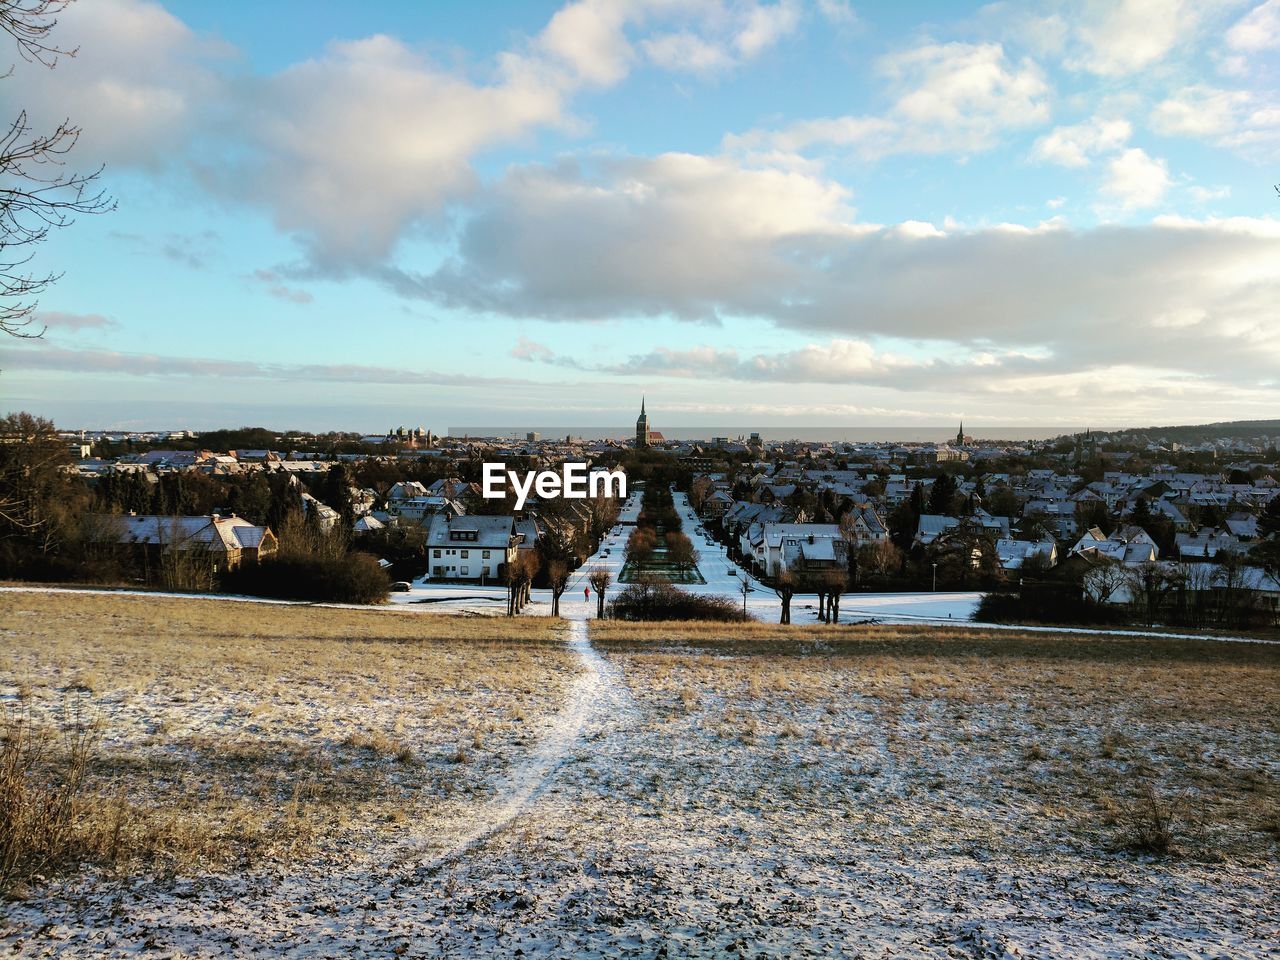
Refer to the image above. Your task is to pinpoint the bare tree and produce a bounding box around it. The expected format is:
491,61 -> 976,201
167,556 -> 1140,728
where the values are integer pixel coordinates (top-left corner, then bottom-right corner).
588,567 -> 611,619
547,559 -> 569,617
773,568 -> 795,625
822,568 -> 846,624
515,551 -> 539,613
1082,557 -> 1130,606
2,0 -> 114,337
1131,561 -> 1176,626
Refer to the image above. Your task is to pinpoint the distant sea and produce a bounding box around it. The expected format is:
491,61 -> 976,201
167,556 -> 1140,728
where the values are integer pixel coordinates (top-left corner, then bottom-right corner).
447,426 -> 1085,443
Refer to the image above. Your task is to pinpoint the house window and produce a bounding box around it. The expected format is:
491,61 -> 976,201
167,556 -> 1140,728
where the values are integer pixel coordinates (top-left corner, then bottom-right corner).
461,550 -> 469,558
461,566 -> 469,576
482,550 -> 491,559
433,549 -> 441,558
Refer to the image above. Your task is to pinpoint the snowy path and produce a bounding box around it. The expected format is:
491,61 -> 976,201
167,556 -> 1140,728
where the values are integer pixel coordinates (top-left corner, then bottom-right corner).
403,618 -> 632,871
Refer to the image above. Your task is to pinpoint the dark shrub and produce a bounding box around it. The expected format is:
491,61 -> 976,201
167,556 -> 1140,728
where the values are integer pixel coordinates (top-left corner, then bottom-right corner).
975,584 -> 1131,626
222,552 -> 389,604
0,541 -> 128,585
609,578 -> 747,622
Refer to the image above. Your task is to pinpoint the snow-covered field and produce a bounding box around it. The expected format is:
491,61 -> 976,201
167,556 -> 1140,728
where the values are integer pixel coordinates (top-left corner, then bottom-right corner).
2,589 -> 1277,957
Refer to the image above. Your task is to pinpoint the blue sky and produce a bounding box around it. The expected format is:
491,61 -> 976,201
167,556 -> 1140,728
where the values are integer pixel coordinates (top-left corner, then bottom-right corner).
2,0 -> 1278,432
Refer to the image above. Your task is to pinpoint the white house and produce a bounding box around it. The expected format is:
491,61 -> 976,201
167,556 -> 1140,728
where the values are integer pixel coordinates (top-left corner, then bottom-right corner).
1070,525 -> 1158,565
424,514 -> 521,581
760,523 -> 846,577
387,494 -> 463,524
995,537 -> 1058,572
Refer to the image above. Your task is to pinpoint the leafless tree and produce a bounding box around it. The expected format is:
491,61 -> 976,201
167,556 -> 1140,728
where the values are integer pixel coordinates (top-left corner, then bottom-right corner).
505,552 -> 539,616
588,567 -> 611,619
547,558 -> 569,617
1130,560 -> 1177,626
772,568 -> 795,625
1082,556 -> 1130,606
822,568 -> 846,623
2,0 -> 114,337
155,518 -> 216,592
738,572 -> 753,617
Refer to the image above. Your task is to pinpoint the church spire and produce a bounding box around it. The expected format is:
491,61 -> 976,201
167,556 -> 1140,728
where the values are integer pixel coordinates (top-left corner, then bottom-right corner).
635,395 -> 650,448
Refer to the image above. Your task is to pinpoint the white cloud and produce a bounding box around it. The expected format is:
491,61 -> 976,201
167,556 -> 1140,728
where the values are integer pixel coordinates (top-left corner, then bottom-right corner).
606,339 -> 894,381
733,0 -> 802,57
402,151 -> 1280,394
639,0 -> 803,74
1189,184 -> 1231,202
1068,0 -> 1198,75
1150,85 -> 1251,136
815,0 -> 857,26
537,0 -> 636,86
11,0 -> 227,167
641,31 -> 735,72
415,152 -> 856,322
213,34 -> 569,264
16,0 -> 824,266
1226,0 -> 1280,52
1031,117 -> 1131,166
1148,85 -> 1280,156
1099,148 -> 1172,210
877,42 -> 1050,152
730,41 -> 1050,159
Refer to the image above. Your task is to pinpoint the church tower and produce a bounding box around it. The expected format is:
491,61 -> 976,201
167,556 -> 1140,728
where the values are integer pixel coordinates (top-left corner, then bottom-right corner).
956,421 -> 965,446
635,397 -> 650,449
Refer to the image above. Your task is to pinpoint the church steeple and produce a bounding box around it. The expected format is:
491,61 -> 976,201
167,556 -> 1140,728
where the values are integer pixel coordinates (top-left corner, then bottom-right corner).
635,397 -> 650,449
957,421 -> 964,446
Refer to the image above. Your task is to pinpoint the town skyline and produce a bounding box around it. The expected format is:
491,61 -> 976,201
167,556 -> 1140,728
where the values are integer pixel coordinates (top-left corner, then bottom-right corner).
2,0 -> 1279,429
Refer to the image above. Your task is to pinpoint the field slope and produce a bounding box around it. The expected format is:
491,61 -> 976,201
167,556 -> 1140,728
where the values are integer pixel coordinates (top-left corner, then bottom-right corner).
2,595 -> 1277,957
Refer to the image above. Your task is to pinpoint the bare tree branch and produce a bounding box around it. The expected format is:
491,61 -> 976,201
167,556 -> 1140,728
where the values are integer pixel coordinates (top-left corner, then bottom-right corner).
1,0 -> 114,337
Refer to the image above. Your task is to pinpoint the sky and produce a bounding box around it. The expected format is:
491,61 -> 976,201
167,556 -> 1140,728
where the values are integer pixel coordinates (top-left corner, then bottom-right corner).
1,0 -> 1278,434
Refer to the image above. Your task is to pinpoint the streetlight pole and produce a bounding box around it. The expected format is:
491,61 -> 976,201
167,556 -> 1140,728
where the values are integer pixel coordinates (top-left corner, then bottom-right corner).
932,562 -> 937,592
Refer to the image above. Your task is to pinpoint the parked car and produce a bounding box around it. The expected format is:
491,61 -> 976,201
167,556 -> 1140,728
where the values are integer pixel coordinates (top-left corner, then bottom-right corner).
389,581 -> 412,592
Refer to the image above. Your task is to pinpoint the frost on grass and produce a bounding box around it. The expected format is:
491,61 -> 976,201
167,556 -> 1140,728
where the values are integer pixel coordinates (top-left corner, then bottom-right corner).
2,600 -> 1277,958
0,592 -> 575,894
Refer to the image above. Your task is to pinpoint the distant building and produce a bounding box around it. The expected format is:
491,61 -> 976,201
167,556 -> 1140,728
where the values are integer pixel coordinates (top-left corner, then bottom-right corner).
88,514 -> 277,571
635,398 -> 650,449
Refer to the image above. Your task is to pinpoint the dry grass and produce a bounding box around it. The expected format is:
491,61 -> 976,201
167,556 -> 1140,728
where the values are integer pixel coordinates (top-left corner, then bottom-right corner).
590,619 -> 1280,863
0,592 -> 575,893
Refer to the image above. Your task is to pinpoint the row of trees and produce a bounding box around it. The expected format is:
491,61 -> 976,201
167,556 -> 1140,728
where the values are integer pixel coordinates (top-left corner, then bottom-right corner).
623,484 -> 700,576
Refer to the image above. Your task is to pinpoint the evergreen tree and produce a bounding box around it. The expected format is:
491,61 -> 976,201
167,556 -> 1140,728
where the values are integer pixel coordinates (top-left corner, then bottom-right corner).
1260,494 -> 1280,539
1131,496 -> 1152,529
928,473 -> 957,515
